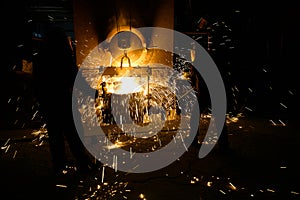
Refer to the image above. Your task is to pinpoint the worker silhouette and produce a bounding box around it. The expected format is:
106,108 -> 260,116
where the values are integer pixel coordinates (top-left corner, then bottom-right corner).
32,26 -> 98,175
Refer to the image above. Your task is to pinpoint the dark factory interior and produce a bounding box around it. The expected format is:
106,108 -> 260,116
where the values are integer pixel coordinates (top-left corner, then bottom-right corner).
1,0 -> 299,199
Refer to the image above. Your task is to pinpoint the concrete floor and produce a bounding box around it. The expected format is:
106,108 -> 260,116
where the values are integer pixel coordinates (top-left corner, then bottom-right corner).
1,116 -> 299,200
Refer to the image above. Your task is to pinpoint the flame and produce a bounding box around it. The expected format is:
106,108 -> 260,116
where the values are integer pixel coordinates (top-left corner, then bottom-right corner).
104,76 -> 145,94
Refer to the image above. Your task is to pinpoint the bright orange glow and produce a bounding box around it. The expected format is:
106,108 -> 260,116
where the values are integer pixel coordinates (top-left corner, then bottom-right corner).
102,76 -> 146,94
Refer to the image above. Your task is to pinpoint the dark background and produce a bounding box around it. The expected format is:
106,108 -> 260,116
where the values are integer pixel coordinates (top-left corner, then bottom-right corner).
1,0 -> 299,129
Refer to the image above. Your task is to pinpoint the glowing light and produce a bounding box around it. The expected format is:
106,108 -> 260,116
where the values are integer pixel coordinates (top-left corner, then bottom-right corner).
13,150 -> 18,159
219,189 -> 226,194
229,182 -> 237,190
56,184 -> 68,188
279,119 -> 286,126
101,166 -> 105,183
245,107 -> 253,112
291,191 -> 299,195
103,76 -> 145,95
267,188 -> 275,193
280,103 -> 287,109
105,140 -> 130,150
270,120 -> 277,126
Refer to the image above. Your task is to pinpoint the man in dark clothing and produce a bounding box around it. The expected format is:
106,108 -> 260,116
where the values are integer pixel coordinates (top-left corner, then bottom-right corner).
32,26 -> 97,175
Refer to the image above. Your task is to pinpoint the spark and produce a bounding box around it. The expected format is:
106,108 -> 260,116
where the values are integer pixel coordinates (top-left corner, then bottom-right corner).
234,85 -> 239,92
13,150 -> 18,159
31,110 -> 39,120
179,132 -> 188,151
101,166 -> 105,183
195,36 -> 203,41
48,15 -> 54,20
229,182 -> 237,190
280,103 -> 287,109
267,188 -> 275,193
269,120 -> 277,126
219,189 -> 226,194
3,138 -> 11,146
291,191 -> 299,195
83,181 -> 130,199
113,155 -> 118,172
56,184 -> 68,188
244,107 -> 253,112
288,90 -> 294,95
130,147 -> 133,159
5,144 -> 10,153
278,119 -> 286,126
